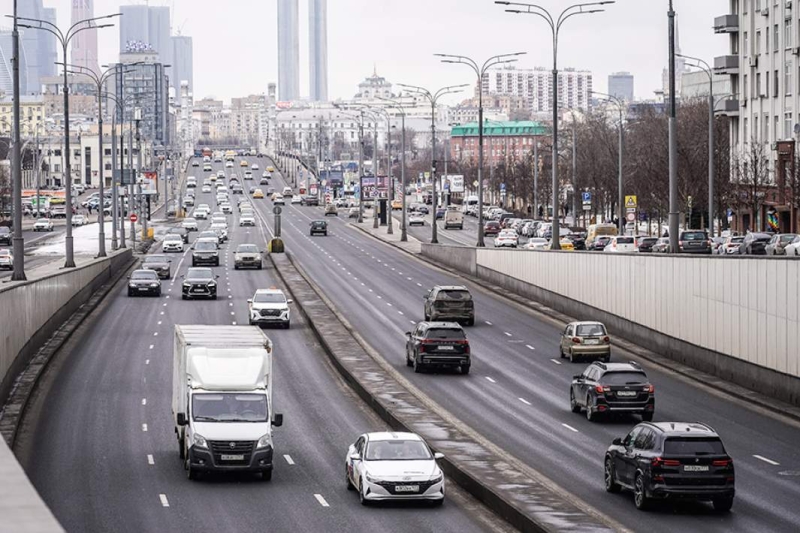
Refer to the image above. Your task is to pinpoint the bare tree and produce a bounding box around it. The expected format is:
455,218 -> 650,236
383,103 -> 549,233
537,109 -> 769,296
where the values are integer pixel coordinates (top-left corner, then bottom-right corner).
732,141 -> 772,232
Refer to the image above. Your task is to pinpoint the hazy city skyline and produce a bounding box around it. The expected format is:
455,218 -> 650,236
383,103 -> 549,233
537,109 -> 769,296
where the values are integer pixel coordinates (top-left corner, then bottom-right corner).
9,0 -> 725,103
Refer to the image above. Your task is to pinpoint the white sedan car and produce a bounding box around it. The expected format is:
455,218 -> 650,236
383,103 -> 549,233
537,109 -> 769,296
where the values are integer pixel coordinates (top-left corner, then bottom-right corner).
523,238 -> 549,250
409,212 -> 425,226
33,218 -> 54,232
493,229 -> 519,248
785,235 -> 800,256
291,195 -> 303,205
162,234 -> 184,252
202,185 -> 212,193
251,163 -> 259,171
346,432 -> 445,506
182,217 -> 198,232
71,214 -> 87,226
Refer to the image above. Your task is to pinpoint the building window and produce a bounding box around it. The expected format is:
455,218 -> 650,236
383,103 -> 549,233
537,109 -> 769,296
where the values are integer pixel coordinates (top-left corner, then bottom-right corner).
756,30 -> 761,54
774,115 -> 779,141
764,113 -> 769,142
786,19 -> 793,49
757,72 -> 762,96
766,74 -> 770,97
785,112 -> 793,138
786,62 -> 792,95
754,116 -> 759,141
775,70 -> 780,97
774,25 -> 779,52
744,74 -> 749,99
744,31 -> 749,55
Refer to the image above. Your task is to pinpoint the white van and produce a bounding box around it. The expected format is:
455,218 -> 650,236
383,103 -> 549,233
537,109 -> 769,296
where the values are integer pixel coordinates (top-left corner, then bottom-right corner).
444,207 -> 464,230
282,187 -> 293,196
604,235 -> 637,253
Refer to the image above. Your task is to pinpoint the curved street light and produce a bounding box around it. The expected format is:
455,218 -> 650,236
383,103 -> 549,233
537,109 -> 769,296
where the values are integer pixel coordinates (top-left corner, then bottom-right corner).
378,96 -> 410,242
496,1 -> 614,249
590,90 -> 625,234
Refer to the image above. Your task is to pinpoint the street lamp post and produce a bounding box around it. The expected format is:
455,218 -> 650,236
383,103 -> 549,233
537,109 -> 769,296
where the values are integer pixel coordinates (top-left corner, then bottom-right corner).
591,91 -> 625,234
16,11 -> 119,267
8,0 -> 26,280
667,0 -> 679,252
678,53 -> 715,237
378,97 -> 409,241
435,52 -> 526,246
497,0 -> 614,249
397,83 -> 468,244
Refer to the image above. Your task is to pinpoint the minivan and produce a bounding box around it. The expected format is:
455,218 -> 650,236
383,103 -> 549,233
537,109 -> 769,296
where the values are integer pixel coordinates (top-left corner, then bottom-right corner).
444,208 -> 464,230
586,223 -> 618,247
604,236 -> 637,253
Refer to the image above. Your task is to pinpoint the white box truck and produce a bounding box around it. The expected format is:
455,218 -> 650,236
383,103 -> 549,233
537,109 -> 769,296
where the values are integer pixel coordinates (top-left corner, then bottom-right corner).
172,325 -> 283,481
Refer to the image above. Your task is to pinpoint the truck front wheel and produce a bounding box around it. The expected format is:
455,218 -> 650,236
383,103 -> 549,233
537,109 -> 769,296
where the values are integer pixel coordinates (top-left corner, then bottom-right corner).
262,469 -> 272,481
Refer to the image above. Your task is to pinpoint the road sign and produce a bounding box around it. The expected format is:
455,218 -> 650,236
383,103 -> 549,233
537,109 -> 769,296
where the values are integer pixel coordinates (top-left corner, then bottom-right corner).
473,180 -> 479,187
581,191 -> 591,204
129,213 -> 138,223
626,212 -> 636,222
273,206 -> 282,215
583,204 -> 592,211
625,195 -> 638,209
500,183 -> 506,190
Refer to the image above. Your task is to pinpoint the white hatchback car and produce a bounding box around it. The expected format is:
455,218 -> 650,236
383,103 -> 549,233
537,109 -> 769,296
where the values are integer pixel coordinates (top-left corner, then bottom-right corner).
346,432 -> 445,506
604,235 -> 637,253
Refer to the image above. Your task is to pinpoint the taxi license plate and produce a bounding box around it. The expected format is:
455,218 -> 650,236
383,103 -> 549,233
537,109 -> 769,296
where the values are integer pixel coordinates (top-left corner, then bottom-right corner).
683,465 -> 709,472
395,485 -> 419,493
437,345 -> 454,351
617,391 -> 637,397
584,339 -> 600,345
220,454 -> 244,461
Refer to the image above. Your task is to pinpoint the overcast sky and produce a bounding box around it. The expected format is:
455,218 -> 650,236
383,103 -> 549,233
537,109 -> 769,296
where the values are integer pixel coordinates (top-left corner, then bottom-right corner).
16,0 -> 726,104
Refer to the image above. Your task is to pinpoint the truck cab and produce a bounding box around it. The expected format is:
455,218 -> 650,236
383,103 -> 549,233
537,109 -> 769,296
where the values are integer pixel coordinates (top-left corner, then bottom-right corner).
173,326 -> 283,481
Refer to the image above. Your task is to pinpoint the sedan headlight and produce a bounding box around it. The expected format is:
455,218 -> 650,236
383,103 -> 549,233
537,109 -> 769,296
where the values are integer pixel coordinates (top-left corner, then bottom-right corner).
429,472 -> 443,484
150,283 -> 159,288
192,433 -> 208,449
208,282 -> 216,287
365,472 -> 380,483
129,282 -> 136,288
256,434 -> 272,449
183,282 -> 191,288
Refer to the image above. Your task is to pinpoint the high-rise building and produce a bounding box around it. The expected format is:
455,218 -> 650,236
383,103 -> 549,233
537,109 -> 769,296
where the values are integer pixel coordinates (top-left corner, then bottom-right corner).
39,8 -> 58,80
148,7 -> 173,67
309,0 -> 328,101
16,0 -> 55,93
608,72 -> 634,101
277,0 -> 300,101
115,50 -> 170,145
171,36 -> 194,94
0,30 -> 28,96
481,66 -> 593,114
71,0 -> 100,74
119,5 -> 150,50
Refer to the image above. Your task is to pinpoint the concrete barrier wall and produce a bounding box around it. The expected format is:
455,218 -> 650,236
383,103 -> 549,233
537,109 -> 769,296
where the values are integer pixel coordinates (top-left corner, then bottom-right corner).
0,250 -> 133,404
420,243 -> 477,276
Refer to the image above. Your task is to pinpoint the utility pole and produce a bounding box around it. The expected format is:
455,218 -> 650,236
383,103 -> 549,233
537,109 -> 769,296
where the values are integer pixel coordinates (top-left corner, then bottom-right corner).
534,141 -> 539,218
372,120 -> 379,229
358,112 -> 365,224
10,0 -> 25,280
571,120 -> 577,229
668,0 -> 679,252
111,114 -> 118,250
96,82 -> 106,257
386,115 -> 393,235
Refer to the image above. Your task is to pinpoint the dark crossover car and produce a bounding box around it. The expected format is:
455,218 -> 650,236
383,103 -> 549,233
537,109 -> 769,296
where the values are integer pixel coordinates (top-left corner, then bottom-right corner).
604,422 -> 735,512
405,321 -> 471,374
234,243 -> 263,270
192,239 -> 220,266
181,268 -> 219,300
637,237 -> 658,253
0,226 -> 11,245
166,226 -> 189,244
142,254 -> 172,279
570,361 -> 654,422
423,285 -> 475,326
127,269 -> 161,297
678,230 -> 711,254
310,220 -> 328,236
302,195 -> 319,206
739,232 -> 773,255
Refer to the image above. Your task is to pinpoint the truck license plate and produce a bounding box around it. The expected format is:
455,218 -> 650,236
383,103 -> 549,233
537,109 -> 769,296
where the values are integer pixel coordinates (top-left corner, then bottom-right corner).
395,485 -> 419,493
220,454 -> 244,461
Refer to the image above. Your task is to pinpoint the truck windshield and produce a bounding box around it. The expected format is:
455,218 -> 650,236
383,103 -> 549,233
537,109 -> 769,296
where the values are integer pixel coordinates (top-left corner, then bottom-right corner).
192,393 -> 268,422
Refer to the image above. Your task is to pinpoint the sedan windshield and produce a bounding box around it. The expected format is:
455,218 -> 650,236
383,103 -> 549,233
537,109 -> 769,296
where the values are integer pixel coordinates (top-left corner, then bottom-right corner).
365,440 -> 432,461
237,245 -> 259,253
192,393 -> 268,422
144,255 -> 167,264
131,271 -> 157,280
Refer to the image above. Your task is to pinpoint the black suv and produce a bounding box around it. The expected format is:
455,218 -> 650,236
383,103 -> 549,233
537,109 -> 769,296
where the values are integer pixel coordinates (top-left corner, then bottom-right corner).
405,321 -> 470,374
192,239 -> 220,266
310,220 -> 327,236
678,230 -> 711,254
605,422 -> 735,512
423,285 -> 474,326
0,226 -> 11,245
570,362 -> 654,422
181,268 -> 219,300
302,196 -> 319,206
142,254 -> 172,279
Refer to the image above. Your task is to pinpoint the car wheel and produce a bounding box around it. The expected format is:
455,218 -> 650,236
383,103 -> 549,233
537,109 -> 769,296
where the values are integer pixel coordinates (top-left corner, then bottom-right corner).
604,457 -> 621,493
261,469 -> 272,481
359,479 -> 369,506
585,396 -> 596,422
211,294 -> 217,300
156,290 -> 161,297
258,263 -> 263,270
602,354 -> 611,363
634,473 -> 650,510
182,294 -> 187,300
461,364 -> 470,375
466,317 -> 475,327
413,355 -> 423,373
559,345 -> 566,359
234,265 -> 239,270
431,498 -> 444,507
127,289 -> 133,297
346,468 -> 355,491
641,411 -> 654,422
712,495 -> 734,513
406,348 -> 413,367
186,457 -> 198,481
570,389 -> 581,413
569,349 -> 576,363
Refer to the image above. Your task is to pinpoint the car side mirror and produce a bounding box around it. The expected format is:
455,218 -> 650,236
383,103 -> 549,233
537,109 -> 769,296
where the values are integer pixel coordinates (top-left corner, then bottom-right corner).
573,374 -> 582,380
177,413 -> 187,426
350,453 -> 361,461
272,413 -> 284,427
216,275 -> 220,279
434,452 -> 445,460
247,299 -> 253,304
612,437 -> 622,446
287,299 -> 293,304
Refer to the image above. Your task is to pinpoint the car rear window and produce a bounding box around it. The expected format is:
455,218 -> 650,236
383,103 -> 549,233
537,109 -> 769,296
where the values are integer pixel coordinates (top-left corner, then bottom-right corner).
681,232 -> 707,241
780,234 -> 797,242
425,328 -> 466,340
436,290 -> 471,301
576,324 -> 606,336
601,371 -> 647,385
663,437 -> 725,456
616,237 -> 635,244
640,237 -> 658,244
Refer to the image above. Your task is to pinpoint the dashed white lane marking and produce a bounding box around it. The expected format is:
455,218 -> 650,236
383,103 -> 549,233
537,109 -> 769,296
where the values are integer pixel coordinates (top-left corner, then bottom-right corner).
232,321 -> 237,325
518,397 -> 532,406
398,311 -> 404,315
314,494 -> 330,508
376,295 -> 382,299
409,320 -> 416,325
229,302 -> 233,307
368,289 -> 373,293
147,454 -> 154,465
416,282 -> 423,287
230,311 -> 235,316
163,303 -> 167,307
407,277 -> 413,281
283,454 -> 295,465
141,398 -> 147,406
485,321 -> 493,326
485,376 -> 497,384
142,423 -> 148,432
503,332 -> 512,337
160,311 -> 165,315
526,345 -> 536,350
562,423 -> 579,433
551,359 -> 563,365
149,345 -> 154,350
753,455 -> 780,465
166,295 -> 170,299
145,359 -> 150,365
159,494 -> 169,507
157,321 -> 162,325
153,332 -> 158,336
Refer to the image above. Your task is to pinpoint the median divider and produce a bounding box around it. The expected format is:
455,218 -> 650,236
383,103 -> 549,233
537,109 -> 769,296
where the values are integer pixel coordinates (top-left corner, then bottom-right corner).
269,251 -> 626,533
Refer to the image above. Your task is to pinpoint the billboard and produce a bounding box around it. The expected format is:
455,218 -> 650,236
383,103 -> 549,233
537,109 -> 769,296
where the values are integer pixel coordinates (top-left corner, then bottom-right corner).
360,176 -> 390,200
142,171 -> 158,193
320,170 -> 344,188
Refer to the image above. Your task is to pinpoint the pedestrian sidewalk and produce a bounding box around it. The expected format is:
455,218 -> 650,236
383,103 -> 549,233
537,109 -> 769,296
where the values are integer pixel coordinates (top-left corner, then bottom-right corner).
349,211 -> 422,255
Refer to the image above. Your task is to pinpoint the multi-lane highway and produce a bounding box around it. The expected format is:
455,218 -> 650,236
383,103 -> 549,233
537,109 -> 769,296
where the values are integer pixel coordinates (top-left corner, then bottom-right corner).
16,157 -> 506,533
248,161 -> 800,532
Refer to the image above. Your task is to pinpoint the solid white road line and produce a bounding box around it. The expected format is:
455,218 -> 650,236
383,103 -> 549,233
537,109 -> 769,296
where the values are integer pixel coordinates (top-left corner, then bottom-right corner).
550,359 -> 563,365
142,424 -> 148,432
283,454 -> 295,465
485,376 -> 497,384
147,454 -> 154,465
753,454 -> 780,465
159,494 -> 169,507
518,398 -> 532,406
561,423 -> 579,433
313,494 -> 330,508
